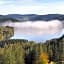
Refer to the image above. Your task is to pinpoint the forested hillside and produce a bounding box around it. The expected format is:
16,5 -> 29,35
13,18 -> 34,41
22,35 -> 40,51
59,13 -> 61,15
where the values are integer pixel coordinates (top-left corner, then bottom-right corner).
0,14 -> 64,22
0,26 -> 64,64
45,35 -> 64,64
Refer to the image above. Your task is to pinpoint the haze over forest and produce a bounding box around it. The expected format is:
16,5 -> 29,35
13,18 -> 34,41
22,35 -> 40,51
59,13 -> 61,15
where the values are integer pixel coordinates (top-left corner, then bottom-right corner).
0,14 -> 64,42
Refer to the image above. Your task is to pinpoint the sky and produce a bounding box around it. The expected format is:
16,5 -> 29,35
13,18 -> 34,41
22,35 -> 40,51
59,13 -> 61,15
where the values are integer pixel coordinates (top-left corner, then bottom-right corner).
0,0 -> 64,15
0,0 -> 64,42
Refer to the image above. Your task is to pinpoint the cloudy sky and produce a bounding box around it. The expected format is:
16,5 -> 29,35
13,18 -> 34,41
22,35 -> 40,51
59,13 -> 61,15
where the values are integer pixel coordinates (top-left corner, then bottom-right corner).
0,0 -> 64,42
0,0 -> 64,15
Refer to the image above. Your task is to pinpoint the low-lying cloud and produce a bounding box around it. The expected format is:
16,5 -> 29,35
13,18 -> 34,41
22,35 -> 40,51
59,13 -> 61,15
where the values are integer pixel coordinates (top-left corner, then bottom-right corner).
1,20 -> 63,35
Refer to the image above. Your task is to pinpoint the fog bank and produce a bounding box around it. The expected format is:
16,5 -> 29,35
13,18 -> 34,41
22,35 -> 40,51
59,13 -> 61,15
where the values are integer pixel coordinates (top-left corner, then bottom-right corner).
1,20 -> 63,35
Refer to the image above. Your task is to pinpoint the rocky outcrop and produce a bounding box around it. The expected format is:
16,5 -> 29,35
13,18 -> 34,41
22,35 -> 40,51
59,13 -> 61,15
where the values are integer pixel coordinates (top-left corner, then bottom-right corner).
0,26 -> 14,41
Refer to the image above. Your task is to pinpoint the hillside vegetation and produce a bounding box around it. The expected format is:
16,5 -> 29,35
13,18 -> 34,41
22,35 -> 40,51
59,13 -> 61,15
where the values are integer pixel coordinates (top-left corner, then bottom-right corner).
0,14 -> 64,22
0,26 -> 64,64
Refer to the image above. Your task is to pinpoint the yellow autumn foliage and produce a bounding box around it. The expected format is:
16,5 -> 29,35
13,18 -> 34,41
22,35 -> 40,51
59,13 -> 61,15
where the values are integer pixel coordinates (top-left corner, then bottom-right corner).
49,61 -> 55,64
39,53 -> 49,64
